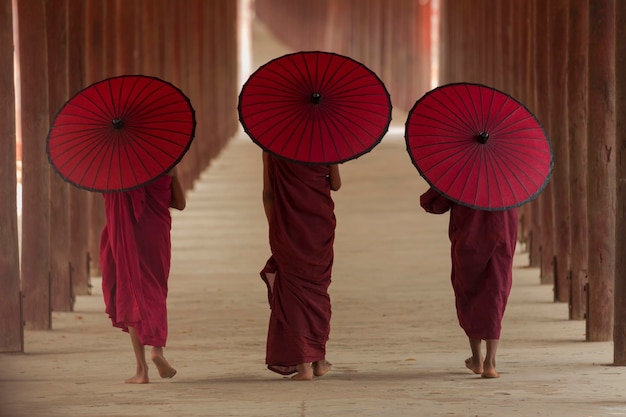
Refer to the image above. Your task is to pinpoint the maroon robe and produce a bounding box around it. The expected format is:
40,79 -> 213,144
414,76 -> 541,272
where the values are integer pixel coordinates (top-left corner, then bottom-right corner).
261,155 -> 335,375
100,175 -> 173,347
420,187 -> 517,340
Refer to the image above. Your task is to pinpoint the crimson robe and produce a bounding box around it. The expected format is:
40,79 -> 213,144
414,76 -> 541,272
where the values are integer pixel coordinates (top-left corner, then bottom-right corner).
100,175 -> 173,347
261,155 -> 335,375
420,187 -> 517,340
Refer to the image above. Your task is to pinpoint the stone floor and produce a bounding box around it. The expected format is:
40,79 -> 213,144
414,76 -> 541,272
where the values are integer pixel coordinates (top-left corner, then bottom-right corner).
1,134 -> 621,417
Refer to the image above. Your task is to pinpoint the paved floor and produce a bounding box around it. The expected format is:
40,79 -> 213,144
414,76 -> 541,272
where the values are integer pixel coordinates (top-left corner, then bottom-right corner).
1,133 -> 623,417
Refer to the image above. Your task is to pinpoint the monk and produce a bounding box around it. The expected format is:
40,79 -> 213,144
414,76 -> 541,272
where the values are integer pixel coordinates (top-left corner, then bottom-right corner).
420,187 -> 517,378
260,151 -> 341,380
100,167 -> 186,384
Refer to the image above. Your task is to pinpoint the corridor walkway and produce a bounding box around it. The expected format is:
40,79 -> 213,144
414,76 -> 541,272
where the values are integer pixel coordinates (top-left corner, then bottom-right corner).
1,133 -> 622,417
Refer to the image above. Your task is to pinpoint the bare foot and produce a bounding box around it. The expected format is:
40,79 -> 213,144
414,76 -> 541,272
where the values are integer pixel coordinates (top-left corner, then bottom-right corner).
151,353 -> 177,379
481,364 -> 500,378
465,357 -> 483,375
125,372 -> 149,384
291,363 -> 313,380
313,360 -> 332,377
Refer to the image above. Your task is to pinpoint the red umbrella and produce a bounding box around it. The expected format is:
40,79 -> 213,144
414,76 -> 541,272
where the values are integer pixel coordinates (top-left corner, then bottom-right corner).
238,51 -> 392,164
47,74 -> 196,192
405,82 -> 552,211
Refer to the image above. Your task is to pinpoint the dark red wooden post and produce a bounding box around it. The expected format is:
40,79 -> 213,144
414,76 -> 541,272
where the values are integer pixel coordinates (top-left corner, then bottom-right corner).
548,0 -> 571,303
67,0 -> 90,298
613,0 -> 626,363
85,0 -> 106,281
526,1 -> 542,268
587,0 -> 615,341
0,0 -> 23,352
46,0 -> 73,312
533,0 -> 555,286
567,0 -> 589,320
17,0 -> 52,330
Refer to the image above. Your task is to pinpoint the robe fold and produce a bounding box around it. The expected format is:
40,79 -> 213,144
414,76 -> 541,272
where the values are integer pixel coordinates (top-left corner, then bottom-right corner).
100,175 -> 172,347
261,155 -> 335,375
420,187 -> 517,340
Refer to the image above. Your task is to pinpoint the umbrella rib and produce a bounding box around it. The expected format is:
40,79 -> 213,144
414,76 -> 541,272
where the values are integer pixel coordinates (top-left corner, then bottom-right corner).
127,128 -> 186,163
418,98 -> 474,134
418,144 -> 479,209
321,55 -> 352,94
436,88 -> 479,133
468,145 -> 482,207
461,84 -> 482,134
419,142 -> 475,178
82,132 -> 115,190
485,96 -> 515,135
487,146 -> 524,206
492,144 -> 547,187
318,106 -> 357,159
120,130 -> 153,188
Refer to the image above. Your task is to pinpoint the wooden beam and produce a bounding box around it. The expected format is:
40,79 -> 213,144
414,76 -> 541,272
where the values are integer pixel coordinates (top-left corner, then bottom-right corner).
587,0 -> 616,342
17,0 -> 52,330
614,0 -> 626,363
0,0 -> 23,352
567,0 -> 589,320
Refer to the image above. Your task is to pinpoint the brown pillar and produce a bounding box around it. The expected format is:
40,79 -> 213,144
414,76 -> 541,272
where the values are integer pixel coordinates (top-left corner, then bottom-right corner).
514,0 -> 531,252
85,0 -> 106,281
587,0 -> 615,341
534,0 -> 555,286
526,2 -> 542,268
548,0 -> 571,303
0,0 -> 23,352
67,0 -> 90,298
491,1 -> 504,90
567,0 -> 589,320
614,0 -> 626,363
46,0 -> 73,312
17,0 -> 52,330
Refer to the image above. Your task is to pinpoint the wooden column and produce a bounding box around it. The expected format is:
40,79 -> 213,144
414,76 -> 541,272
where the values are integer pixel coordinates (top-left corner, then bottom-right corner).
85,0 -> 106,282
526,1 -> 542,268
46,0 -> 72,312
614,0 -> 626,363
0,0 -> 23,352
567,0 -> 589,320
491,1 -> 504,89
548,0 -> 571,303
514,0 -> 530,250
67,0 -> 89,298
17,0 -> 51,330
587,0 -> 615,341
533,0 -> 555,286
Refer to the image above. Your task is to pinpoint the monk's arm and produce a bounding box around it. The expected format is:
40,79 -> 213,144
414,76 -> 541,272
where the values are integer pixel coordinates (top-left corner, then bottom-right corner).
420,187 -> 450,214
329,165 -> 341,191
262,152 -> 274,222
168,166 -> 186,210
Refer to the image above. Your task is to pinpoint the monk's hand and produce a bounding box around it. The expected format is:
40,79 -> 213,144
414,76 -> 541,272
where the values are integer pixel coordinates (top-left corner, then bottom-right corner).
168,166 -> 178,177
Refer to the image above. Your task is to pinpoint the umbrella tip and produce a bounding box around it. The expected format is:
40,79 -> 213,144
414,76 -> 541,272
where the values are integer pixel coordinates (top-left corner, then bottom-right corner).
477,131 -> 489,144
311,92 -> 321,104
112,118 -> 124,130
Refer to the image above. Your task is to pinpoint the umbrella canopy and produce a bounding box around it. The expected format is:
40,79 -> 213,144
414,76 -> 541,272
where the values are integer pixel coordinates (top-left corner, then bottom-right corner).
238,51 -> 392,164
47,74 -> 196,192
405,82 -> 552,211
